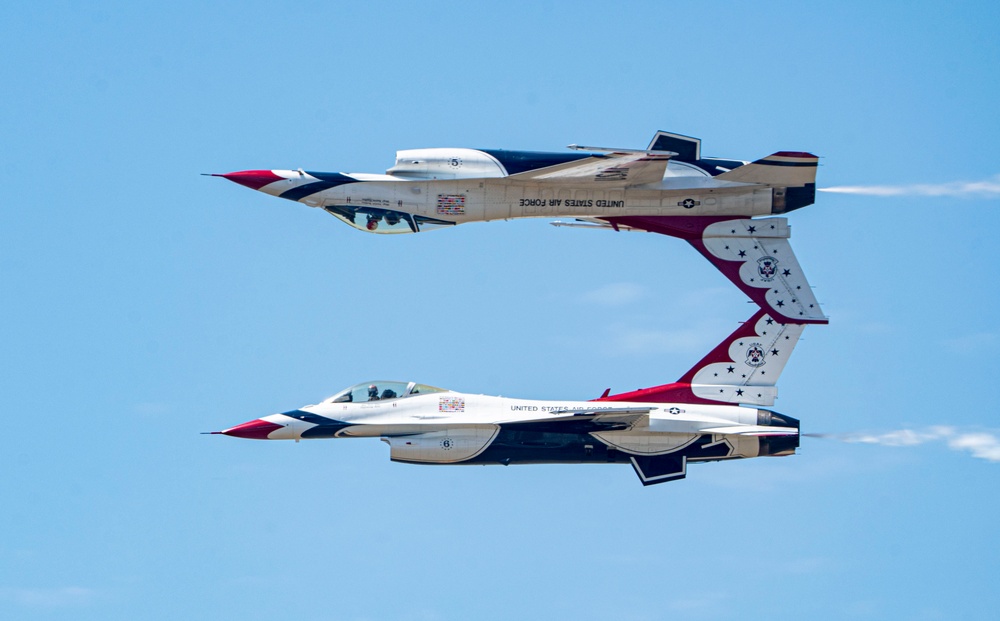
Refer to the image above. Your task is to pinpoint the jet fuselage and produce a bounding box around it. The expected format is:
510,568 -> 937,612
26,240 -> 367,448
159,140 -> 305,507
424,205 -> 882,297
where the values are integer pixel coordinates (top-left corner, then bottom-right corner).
220,381 -> 799,483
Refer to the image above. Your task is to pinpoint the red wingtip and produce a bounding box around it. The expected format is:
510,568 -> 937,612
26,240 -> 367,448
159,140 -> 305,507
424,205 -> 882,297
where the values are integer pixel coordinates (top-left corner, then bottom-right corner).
214,170 -> 284,190
220,419 -> 283,439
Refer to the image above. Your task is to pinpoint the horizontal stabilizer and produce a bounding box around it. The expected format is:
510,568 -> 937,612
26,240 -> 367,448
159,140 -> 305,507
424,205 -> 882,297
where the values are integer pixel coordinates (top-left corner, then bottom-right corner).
699,425 -> 799,436
715,151 -> 818,187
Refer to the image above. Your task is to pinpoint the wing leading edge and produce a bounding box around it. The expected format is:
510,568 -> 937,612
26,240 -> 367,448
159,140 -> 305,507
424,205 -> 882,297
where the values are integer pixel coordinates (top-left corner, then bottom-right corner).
507,151 -> 674,186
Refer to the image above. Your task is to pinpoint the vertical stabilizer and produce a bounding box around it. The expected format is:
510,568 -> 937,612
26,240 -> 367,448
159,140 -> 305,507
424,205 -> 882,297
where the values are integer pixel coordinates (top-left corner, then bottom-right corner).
598,310 -> 805,406
602,216 -> 827,324
714,151 -> 818,187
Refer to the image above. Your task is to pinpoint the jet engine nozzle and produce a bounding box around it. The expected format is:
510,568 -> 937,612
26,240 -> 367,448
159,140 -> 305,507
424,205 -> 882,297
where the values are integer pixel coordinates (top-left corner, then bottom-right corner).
756,409 -> 800,430
758,433 -> 799,456
756,409 -> 800,456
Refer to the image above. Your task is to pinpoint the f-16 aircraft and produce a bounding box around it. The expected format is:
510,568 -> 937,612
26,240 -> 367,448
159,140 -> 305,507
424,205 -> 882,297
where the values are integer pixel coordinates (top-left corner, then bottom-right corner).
212,131 -> 826,325
211,310 -> 805,486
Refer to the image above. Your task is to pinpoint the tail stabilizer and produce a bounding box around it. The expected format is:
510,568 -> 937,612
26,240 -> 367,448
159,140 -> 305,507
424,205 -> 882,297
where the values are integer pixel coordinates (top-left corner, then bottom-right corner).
597,310 -> 805,407
601,215 -> 827,325
716,151 -> 818,213
715,151 -> 818,186
646,131 -> 701,161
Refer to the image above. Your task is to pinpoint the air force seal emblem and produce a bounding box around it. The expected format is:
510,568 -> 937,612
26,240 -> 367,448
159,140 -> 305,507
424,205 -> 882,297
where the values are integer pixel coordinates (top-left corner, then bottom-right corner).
745,343 -> 766,367
757,256 -> 778,281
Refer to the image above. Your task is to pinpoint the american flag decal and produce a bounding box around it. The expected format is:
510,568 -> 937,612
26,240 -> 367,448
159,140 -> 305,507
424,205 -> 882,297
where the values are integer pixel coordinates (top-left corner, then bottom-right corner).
439,396 -> 465,412
437,194 -> 466,215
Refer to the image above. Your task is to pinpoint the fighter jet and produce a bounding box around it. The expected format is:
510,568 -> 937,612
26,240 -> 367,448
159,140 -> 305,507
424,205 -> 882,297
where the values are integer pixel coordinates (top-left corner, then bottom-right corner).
211,310 -> 804,486
212,131 -> 826,325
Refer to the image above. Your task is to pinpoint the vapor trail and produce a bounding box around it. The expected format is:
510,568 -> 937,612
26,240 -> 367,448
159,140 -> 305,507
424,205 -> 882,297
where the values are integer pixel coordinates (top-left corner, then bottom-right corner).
819,176 -> 1000,198
806,427 -> 1000,462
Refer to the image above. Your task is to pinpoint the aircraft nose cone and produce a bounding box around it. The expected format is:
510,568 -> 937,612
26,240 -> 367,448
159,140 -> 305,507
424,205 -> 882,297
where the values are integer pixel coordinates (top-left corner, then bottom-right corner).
221,418 -> 283,439
212,170 -> 284,190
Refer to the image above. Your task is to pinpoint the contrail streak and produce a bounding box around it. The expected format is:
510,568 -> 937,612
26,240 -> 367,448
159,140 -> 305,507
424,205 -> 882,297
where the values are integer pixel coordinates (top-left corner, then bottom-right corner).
806,426 -> 1000,462
819,176 -> 1000,198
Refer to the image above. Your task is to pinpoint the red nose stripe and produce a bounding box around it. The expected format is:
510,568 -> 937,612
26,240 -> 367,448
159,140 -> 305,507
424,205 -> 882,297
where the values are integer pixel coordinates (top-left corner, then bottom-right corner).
217,170 -> 284,190
221,419 -> 283,439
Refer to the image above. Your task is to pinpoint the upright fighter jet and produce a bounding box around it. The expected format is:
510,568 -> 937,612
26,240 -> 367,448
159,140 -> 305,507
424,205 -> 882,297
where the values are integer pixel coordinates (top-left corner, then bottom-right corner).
211,310 -> 805,486
212,131 -> 826,325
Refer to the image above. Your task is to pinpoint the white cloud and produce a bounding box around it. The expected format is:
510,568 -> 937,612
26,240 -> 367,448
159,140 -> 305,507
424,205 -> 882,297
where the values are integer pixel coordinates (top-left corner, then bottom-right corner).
0,586 -> 96,608
835,427 -> 1000,463
819,176 -> 1000,198
941,332 -> 999,354
606,318 -> 734,357
580,282 -> 646,306
774,556 -> 829,575
666,591 -> 731,616
947,433 -> 1000,462
610,326 -> 706,355
846,426 -> 953,447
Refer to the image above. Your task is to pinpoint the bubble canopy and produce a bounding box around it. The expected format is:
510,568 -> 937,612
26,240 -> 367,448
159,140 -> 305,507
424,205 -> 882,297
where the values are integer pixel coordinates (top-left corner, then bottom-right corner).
323,381 -> 447,404
322,204 -> 456,234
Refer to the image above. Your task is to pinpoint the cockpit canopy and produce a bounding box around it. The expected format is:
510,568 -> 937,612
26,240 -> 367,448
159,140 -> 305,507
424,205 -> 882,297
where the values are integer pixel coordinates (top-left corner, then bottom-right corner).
322,204 -> 456,234
324,381 -> 447,404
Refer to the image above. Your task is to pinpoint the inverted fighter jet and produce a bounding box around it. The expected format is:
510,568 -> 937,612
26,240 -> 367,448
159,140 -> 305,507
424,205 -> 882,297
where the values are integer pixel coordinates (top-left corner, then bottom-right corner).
211,310 -> 805,486
212,131 -> 826,325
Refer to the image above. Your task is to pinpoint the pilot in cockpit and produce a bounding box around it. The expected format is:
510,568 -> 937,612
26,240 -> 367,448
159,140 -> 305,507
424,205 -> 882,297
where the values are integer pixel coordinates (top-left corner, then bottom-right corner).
368,384 -> 379,401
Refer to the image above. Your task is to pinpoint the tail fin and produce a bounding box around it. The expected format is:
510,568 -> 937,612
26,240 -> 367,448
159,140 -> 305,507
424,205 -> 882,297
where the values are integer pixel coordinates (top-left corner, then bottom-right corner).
597,310 -> 805,406
715,151 -> 818,186
600,215 -> 827,324
716,152 -> 818,213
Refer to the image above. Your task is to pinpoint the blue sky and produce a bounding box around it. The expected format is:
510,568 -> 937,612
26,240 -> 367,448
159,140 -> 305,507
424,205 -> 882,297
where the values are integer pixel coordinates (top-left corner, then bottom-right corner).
2,1 -> 998,619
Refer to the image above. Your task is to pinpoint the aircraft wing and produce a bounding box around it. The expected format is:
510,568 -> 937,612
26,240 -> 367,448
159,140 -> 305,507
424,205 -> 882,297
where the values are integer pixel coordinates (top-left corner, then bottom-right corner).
507,152 -> 672,186
502,407 -> 652,432
698,424 -> 798,436
554,407 -> 652,427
